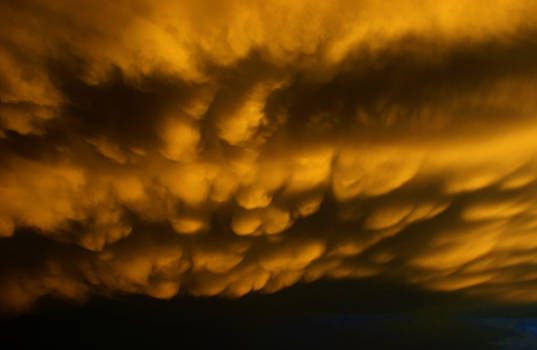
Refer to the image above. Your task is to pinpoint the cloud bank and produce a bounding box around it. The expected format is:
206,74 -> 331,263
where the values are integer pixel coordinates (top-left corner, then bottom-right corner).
2,0 -> 537,312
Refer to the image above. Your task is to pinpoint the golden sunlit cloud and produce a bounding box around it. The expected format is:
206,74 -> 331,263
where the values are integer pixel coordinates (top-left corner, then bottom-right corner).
3,0 -> 537,313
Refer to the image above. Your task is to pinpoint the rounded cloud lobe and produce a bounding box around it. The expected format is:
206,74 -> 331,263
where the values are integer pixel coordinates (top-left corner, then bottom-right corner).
2,0 -> 537,313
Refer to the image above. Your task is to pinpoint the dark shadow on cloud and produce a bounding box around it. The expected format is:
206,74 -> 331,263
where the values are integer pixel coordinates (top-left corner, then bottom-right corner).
265,28 -> 537,140
53,64 -> 202,153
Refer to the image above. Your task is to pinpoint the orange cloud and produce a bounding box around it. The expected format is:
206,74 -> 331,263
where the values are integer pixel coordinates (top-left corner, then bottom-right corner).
3,0 -> 537,313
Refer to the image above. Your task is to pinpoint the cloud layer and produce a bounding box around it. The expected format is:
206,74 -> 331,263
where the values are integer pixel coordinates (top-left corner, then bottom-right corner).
2,0 -> 537,313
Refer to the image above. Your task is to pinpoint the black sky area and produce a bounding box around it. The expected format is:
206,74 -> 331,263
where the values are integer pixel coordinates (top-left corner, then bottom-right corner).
3,276 -> 537,349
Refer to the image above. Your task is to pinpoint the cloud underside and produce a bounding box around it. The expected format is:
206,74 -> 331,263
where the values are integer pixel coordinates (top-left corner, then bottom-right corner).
2,0 -> 537,312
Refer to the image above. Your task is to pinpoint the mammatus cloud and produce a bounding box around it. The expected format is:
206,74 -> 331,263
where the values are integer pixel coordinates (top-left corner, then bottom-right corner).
2,0 -> 537,313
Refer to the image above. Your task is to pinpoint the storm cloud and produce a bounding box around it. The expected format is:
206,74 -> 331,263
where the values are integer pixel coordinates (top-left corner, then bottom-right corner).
2,0 -> 537,313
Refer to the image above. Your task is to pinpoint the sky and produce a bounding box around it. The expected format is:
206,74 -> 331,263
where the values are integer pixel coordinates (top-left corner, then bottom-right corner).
2,0 -> 537,347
